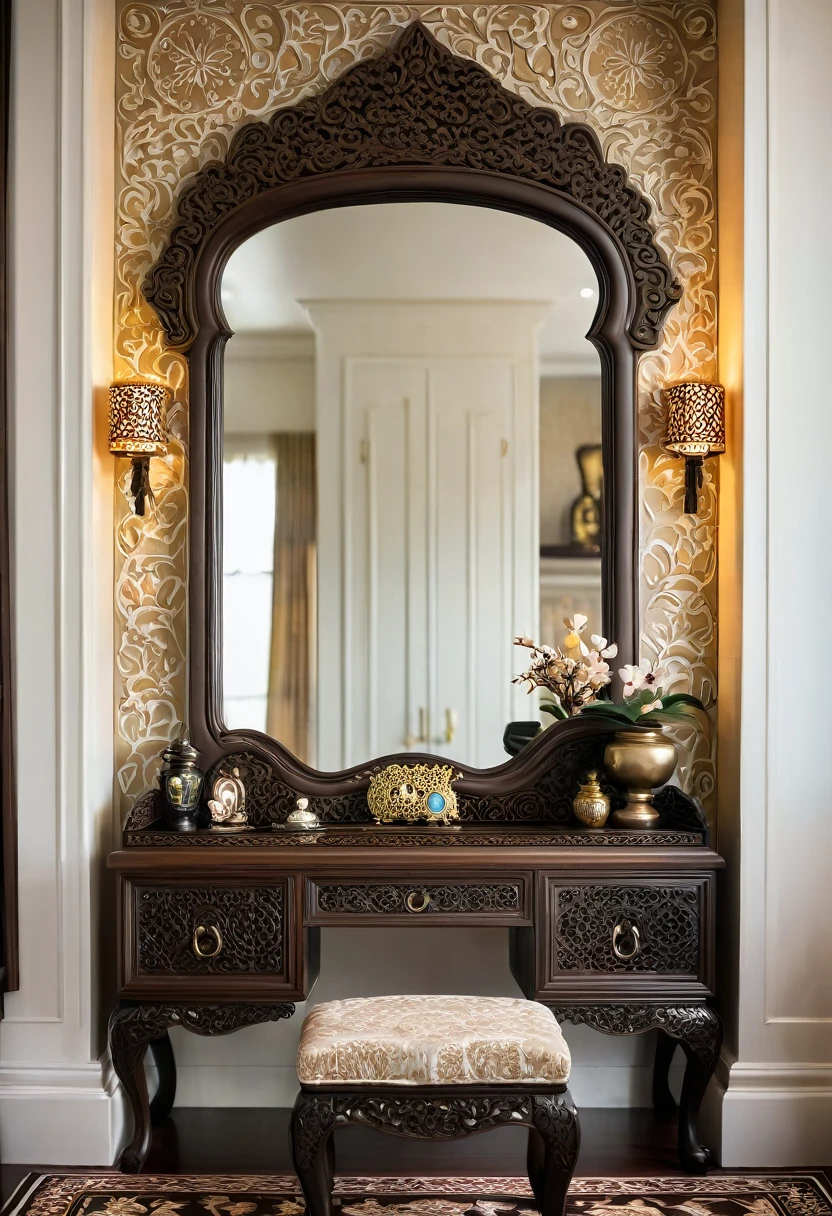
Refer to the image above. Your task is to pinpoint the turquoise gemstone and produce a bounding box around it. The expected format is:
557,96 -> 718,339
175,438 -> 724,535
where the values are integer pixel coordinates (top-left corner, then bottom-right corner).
426,792 -> 446,814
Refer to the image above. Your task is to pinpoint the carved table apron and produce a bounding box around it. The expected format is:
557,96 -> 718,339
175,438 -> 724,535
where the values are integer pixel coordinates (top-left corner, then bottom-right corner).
107,827 -> 723,1175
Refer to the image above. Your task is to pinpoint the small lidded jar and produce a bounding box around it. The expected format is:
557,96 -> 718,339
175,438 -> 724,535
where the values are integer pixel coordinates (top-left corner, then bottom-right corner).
159,736 -> 204,832
572,771 -> 611,829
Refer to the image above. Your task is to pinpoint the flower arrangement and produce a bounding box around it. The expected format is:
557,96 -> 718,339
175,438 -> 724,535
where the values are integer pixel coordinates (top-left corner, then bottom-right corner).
513,615 -> 706,728
513,617 -> 617,720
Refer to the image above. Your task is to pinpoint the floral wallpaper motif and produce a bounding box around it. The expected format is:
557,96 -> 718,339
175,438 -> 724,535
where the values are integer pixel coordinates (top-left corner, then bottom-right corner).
114,1 -> 718,816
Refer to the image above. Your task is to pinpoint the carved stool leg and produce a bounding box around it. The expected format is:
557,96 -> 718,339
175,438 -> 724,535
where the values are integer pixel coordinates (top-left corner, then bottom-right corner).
290,1091 -> 336,1216
149,1031 -> 177,1124
530,1091 -> 580,1216
652,1030 -> 678,1121
526,1126 -> 547,1207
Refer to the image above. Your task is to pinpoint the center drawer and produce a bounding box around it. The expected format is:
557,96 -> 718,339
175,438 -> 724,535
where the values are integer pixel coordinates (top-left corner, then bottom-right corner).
306,875 -> 533,925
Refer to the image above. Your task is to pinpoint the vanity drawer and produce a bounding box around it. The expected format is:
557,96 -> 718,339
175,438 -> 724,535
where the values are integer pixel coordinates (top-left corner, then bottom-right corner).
536,874 -> 714,1000
306,875 -> 533,925
120,877 -> 297,998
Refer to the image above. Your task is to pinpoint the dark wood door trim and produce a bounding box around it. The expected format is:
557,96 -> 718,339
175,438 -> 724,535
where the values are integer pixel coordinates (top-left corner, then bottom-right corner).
0,0 -> 17,994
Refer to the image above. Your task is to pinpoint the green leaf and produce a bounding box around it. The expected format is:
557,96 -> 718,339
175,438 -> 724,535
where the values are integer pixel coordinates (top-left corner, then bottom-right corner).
540,701 -> 569,721
659,692 -> 708,712
580,702 -> 631,720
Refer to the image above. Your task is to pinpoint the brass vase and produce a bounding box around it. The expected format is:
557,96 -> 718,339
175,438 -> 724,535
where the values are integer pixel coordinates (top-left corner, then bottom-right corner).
604,730 -> 677,828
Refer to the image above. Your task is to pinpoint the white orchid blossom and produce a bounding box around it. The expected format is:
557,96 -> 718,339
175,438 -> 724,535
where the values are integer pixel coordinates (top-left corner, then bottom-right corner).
619,660 -> 667,699
591,634 -> 618,659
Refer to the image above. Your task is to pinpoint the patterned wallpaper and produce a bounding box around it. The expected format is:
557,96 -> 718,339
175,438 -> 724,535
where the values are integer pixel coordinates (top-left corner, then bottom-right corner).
114,1 -> 718,816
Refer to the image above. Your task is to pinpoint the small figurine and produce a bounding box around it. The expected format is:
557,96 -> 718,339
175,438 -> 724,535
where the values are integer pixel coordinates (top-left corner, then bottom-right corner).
285,796 -> 321,830
208,766 -> 248,831
159,736 -> 204,832
572,771 -> 611,828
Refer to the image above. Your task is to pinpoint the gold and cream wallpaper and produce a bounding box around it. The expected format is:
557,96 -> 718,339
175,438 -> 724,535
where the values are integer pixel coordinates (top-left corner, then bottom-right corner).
114,1 -> 718,816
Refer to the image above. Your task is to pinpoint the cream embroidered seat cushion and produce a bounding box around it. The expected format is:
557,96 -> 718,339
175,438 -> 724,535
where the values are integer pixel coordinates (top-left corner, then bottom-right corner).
296,995 -> 571,1086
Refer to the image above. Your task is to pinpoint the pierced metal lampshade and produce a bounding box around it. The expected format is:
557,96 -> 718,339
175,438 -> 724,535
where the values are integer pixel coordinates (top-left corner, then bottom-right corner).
108,381 -> 170,457
662,381 -> 725,514
108,381 -> 171,516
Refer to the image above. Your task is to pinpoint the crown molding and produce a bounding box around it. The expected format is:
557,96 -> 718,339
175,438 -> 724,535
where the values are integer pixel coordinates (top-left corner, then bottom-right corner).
226,330 -> 314,362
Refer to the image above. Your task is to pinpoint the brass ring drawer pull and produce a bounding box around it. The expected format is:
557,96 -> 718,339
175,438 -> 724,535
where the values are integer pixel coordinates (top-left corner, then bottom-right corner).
405,889 -> 431,914
193,923 -> 223,959
612,920 -> 641,961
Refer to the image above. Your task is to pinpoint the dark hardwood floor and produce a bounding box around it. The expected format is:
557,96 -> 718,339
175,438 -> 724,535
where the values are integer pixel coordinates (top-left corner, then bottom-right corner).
2,1109 -> 829,1209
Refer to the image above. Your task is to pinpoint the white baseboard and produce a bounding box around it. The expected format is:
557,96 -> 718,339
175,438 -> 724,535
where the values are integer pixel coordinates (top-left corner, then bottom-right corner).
706,1058 -> 832,1167
0,1060 -> 124,1165
170,1063 -> 685,1110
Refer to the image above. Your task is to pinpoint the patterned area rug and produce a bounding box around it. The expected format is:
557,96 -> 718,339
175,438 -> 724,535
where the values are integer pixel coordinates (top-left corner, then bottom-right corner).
4,1175 -> 831,1216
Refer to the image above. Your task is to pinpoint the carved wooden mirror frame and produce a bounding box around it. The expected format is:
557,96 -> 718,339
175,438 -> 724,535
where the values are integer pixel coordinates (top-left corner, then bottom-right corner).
143,24 -> 682,823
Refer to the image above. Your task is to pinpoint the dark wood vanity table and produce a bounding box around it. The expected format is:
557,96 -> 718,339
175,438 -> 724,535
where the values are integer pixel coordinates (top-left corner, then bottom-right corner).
109,764 -> 723,1175
108,22 -> 724,1181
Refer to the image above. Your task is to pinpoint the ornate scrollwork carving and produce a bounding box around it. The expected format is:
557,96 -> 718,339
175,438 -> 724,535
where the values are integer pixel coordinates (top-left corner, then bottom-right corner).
126,827 -> 702,848
552,1003 -> 721,1073
124,788 -> 165,831
205,732 -> 614,827
294,1086 -> 577,1144
315,882 -> 521,916
135,884 -> 284,975
554,885 -> 700,974
145,23 -> 679,352
292,1093 -> 337,1172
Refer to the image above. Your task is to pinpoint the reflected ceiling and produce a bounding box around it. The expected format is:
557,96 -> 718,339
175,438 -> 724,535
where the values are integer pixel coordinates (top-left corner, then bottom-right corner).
221,202 -> 599,370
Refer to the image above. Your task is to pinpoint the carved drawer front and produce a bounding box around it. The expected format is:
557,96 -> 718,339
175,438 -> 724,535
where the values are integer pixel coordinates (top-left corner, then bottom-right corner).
123,879 -> 295,998
539,875 -> 713,1000
306,876 -> 532,925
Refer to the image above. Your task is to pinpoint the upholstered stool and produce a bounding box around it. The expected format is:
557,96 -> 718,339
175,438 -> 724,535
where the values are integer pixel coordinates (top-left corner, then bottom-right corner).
290,995 -> 580,1216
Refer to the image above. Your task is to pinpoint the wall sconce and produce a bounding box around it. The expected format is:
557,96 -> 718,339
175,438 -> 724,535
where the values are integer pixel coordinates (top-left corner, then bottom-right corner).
663,381 -> 725,515
108,380 -> 170,517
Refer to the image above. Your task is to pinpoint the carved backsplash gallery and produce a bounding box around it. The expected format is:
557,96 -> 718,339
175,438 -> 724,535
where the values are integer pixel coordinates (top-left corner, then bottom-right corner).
114,1 -> 718,817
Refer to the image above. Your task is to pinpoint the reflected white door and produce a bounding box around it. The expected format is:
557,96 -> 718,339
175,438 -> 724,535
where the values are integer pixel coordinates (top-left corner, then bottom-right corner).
342,357 -> 530,769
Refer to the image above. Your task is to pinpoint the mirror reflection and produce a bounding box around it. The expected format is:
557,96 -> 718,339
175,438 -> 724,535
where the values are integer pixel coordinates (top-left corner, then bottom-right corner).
221,203 -> 603,770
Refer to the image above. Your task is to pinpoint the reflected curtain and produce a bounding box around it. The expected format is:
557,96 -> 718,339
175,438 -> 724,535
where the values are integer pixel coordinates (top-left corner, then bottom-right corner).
267,433 -> 317,763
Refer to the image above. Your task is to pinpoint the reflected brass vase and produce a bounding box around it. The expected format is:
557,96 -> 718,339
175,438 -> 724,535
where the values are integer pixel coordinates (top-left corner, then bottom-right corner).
604,730 -> 677,828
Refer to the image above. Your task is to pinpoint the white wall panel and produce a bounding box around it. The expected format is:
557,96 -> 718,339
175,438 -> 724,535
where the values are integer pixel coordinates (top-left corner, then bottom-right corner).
0,0 -> 120,1166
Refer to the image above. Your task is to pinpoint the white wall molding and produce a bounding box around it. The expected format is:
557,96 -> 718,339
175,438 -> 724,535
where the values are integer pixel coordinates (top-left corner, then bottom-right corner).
0,0 -> 119,1167
0,1060 -> 124,1165
714,1070 -> 832,1166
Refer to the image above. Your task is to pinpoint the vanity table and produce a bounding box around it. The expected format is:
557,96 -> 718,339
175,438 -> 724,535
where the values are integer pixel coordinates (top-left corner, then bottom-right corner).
108,741 -> 723,1175
108,23 -> 724,1180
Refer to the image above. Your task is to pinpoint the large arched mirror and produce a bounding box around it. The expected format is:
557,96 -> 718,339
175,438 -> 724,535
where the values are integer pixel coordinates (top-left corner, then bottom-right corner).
145,23 -> 680,793
220,202 -> 603,771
